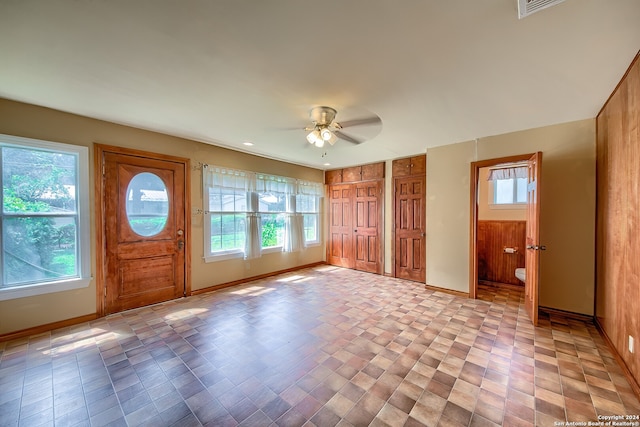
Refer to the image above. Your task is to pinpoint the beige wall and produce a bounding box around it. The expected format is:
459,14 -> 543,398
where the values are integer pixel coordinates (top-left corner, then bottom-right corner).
0,99 -> 324,335
426,119 -> 596,315
477,167 -> 527,221
425,140 -> 476,293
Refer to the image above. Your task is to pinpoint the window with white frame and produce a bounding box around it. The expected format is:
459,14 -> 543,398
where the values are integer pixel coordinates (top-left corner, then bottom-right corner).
256,174 -> 290,251
0,134 -> 91,300
205,168 -> 248,257
494,178 -> 527,204
203,166 -> 322,261
296,186 -> 320,244
489,165 -> 528,206
207,186 -> 247,254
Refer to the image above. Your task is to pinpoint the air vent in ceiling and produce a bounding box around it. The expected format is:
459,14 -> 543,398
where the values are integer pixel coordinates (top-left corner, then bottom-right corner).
518,0 -> 566,19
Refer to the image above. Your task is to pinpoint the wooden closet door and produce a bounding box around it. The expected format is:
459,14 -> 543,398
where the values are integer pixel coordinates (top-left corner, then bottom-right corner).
353,180 -> 383,274
327,184 -> 354,268
394,175 -> 426,282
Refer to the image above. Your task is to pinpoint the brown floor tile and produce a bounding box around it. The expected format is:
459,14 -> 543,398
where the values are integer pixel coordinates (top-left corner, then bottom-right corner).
1,269 -> 639,427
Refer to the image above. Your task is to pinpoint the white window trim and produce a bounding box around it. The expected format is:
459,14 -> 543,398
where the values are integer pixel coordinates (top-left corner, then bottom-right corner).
203,209 -> 248,260
0,277 -> 91,301
203,249 -> 244,263
261,245 -> 283,254
0,134 -> 92,300
301,213 -> 321,245
489,177 -> 527,208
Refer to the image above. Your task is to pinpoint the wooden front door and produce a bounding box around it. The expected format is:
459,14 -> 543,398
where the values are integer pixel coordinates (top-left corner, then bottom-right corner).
394,175 -> 426,282
328,184 -> 354,268
354,180 -> 382,274
99,147 -> 188,315
525,152 -> 543,325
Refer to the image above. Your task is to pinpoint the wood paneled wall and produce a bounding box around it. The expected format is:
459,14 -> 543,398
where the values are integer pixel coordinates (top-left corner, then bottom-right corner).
477,220 -> 526,286
596,51 -> 640,394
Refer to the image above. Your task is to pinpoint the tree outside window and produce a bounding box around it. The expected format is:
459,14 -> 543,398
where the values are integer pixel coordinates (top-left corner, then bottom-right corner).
1,143 -> 83,288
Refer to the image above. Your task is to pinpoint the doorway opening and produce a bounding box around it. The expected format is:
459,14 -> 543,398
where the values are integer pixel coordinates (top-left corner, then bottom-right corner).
470,153 -> 542,325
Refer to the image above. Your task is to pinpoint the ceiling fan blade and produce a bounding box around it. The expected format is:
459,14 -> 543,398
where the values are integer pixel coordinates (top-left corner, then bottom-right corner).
272,126 -> 308,131
335,130 -> 364,144
337,116 -> 382,129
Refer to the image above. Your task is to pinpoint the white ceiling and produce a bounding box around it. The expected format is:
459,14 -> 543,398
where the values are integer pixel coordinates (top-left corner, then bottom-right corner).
1,0 -> 639,170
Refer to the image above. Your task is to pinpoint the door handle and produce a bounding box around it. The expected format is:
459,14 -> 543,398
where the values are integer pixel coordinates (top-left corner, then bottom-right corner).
177,229 -> 185,251
354,229 -> 358,233
421,232 -> 426,237
526,245 -> 546,250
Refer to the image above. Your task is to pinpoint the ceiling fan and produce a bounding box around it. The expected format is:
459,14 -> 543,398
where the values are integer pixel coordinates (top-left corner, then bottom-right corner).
304,106 -> 381,148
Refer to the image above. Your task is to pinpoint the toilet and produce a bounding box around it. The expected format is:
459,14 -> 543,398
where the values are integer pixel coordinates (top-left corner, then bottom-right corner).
515,268 -> 526,283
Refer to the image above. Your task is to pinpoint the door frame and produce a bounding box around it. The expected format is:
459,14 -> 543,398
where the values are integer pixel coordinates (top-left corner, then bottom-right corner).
469,153 -> 534,299
95,144 -> 191,317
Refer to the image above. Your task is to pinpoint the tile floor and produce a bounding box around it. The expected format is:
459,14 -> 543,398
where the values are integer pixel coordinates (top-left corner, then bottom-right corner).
1,266 -> 639,427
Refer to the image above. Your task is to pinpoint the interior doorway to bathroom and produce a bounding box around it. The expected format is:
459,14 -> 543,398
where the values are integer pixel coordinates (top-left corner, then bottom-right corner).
469,153 -> 543,325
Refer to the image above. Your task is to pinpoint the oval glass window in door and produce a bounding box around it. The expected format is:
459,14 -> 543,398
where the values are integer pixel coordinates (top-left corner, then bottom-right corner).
126,172 -> 169,236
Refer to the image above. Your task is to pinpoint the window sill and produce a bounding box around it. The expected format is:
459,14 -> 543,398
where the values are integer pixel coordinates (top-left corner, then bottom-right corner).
261,246 -> 283,254
204,251 -> 244,263
489,203 -> 526,210
0,277 -> 92,301
204,243 -> 320,263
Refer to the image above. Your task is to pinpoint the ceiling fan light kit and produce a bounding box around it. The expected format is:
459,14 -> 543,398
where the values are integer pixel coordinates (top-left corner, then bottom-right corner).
320,128 -> 333,142
306,129 -> 325,147
306,126 -> 338,147
303,105 -> 381,148
309,106 -> 337,125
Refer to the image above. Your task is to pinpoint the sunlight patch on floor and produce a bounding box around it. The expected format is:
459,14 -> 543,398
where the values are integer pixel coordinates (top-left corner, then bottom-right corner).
230,285 -> 275,296
314,265 -> 341,272
164,307 -> 208,321
43,328 -> 117,355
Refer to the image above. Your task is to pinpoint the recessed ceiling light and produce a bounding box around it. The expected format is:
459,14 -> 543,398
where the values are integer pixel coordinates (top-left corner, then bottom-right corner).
324,163 -> 331,166
243,142 -> 254,146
